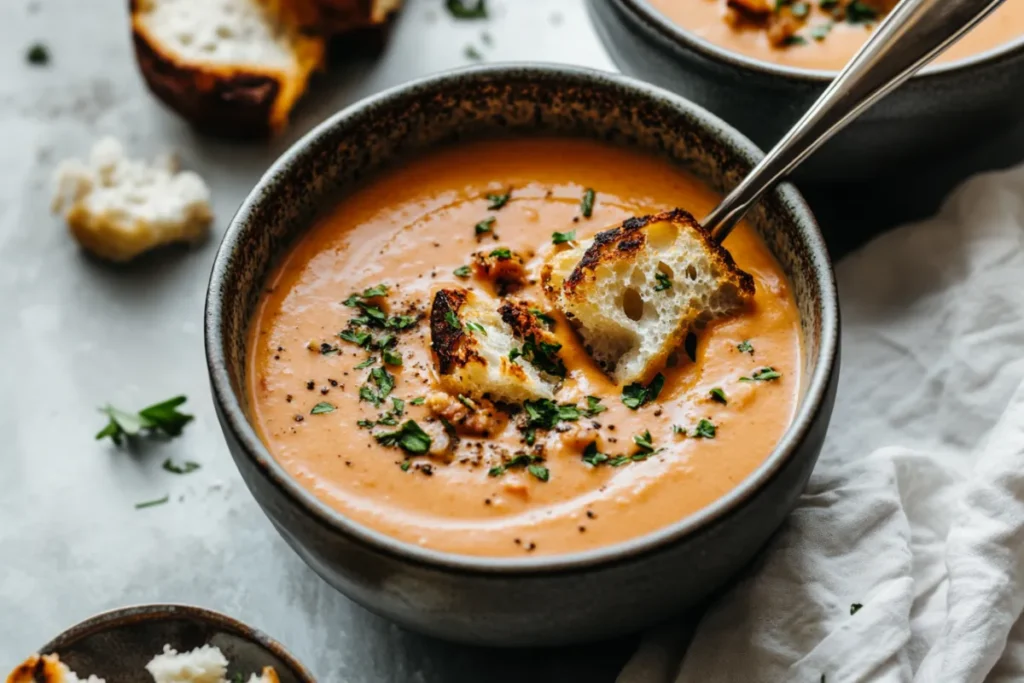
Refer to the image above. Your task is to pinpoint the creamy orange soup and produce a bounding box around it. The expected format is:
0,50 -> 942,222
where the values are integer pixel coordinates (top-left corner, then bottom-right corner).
649,0 -> 1024,71
247,139 -> 802,557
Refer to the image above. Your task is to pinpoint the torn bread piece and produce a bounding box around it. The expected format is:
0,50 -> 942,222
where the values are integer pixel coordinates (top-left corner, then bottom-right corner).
472,247 -> 528,292
430,289 -> 564,403
7,654 -> 105,683
130,0 -> 326,138
543,209 -> 754,385
51,137 -> 213,262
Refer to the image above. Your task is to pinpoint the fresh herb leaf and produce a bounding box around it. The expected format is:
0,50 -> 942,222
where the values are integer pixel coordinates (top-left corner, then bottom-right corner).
850,603 -> 863,615
340,329 -> 371,346
633,430 -> 656,453
709,388 -> 728,404
361,284 -> 389,298
383,349 -> 403,366
528,464 -> 550,482
509,347 -> 522,362
489,452 -> 542,477
466,321 -> 487,335
377,415 -> 399,426
584,396 -> 607,417
489,247 -> 512,259
375,420 -> 432,454
372,333 -> 396,350
521,338 -> 566,377
782,34 -> 808,46
357,419 -> 375,428
693,419 -> 717,439
741,367 -> 782,382
672,424 -> 686,434
317,342 -> 340,355
354,356 -> 376,369
552,230 -> 576,244
557,404 -> 582,421
475,216 -> 496,235
400,460 -> 412,471
410,397 -> 426,405
464,44 -> 484,61
621,374 -> 665,410
819,0 -> 839,8
162,459 -> 200,475
392,397 -> 405,416
582,441 -> 610,466
810,21 -> 834,40
609,456 -> 631,467
135,495 -> 169,510
26,43 -> 49,65
370,367 -> 395,399
446,0 -> 487,20
529,308 -> 555,328
737,339 -> 754,354
654,271 -> 672,292
790,1 -> 810,17
486,190 -> 511,209
95,396 -> 193,446
454,265 -> 472,278
385,315 -> 418,331
458,394 -> 478,411
523,399 -> 579,430
311,402 -> 336,415
580,188 -> 596,218
845,0 -> 878,23
359,385 -> 381,406
445,310 -> 462,330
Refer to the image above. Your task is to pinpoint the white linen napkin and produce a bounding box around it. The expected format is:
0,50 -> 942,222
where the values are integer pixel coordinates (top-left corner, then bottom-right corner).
618,164 -> 1024,683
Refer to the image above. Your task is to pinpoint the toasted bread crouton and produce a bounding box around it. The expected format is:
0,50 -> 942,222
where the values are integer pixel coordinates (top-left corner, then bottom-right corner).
51,137 -> 213,262
130,0 -> 326,138
472,247 -> 528,292
430,289 -> 562,403
7,654 -> 105,683
546,209 -> 754,385
425,391 -> 506,437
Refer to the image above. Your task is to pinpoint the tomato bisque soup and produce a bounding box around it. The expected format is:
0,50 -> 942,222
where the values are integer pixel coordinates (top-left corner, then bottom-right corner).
247,138 -> 801,557
648,0 -> 1024,71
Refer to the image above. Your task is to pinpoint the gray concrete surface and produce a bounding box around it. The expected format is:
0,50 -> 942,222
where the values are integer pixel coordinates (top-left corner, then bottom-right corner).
0,1 -> 636,680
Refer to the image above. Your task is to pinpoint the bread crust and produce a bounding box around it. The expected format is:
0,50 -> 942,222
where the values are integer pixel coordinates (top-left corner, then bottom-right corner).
7,655 -> 64,683
129,0 -> 326,139
430,288 -> 475,375
563,209 -> 755,302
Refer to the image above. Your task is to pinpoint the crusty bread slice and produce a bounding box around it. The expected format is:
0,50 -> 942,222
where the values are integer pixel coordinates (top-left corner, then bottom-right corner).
130,0 -> 326,138
543,209 -> 755,385
7,654 -> 105,683
51,137 -> 213,262
430,289 -> 561,404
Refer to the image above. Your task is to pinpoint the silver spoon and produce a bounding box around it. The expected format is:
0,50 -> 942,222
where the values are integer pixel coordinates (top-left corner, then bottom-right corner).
705,0 -> 1007,243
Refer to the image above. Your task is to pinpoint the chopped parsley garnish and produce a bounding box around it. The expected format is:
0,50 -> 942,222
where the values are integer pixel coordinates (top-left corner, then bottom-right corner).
361,284 -> 389,298
523,399 -> 580,430
464,45 -> 484,61
357,419 -> 375,428
509,347 -> 522,362
490,247 -> 512,259
850,603 -> 863,615
135,495 -> 169,510
95,396 -> 193,446
410,397 -> 426,405
845,0 -> 878,23
693,419 -> 717,439
311,402 -> 336,415
377,415 -> 399,426
392,397 -> 405,416
359,385 -> 382,406
529,308 -> 555,329
339,329 -> 371,346
446,0 -> 487,20
454,265 -> 472,278
621,373 -> 665,410
582,432 -> 659,468
654,271 -> 672,291
488,452 -> 543,477
400,460 -> 412,471
672,424 -> 686,435
466,321 -> 487,335
528,464 -> 550,482
385,315 -> 418,331
375,420 -> 432,454
810,21 -> 834,40
552,230 -> 576,244
372,333 -> 396,350
580,188 -> 596,218
790,1 -> 810,17
162,459 -> 200,475
371,367 -> 395,398
583,395 -> 606,417
318,342 -> 340,356
521,338 -> 566,377
383,349 -> 403,366
741,367 -> 782,382
633,430 -> 657,453
819,0 -> 839,8
26,43 -> 49,65
709,388 -> 728,404
475,216 -> 496,235
582,442 -> 609,466
354,356 -> 376,369
782,35 -> 808,46
445,310 -> 463,330
458,394 -> 477,411
737,340 -> 754,354
486,190 -> 511,209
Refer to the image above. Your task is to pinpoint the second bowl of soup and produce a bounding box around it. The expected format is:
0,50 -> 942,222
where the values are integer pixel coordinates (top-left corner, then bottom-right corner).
588,0 -> 1024,180
206,64 -> 839,645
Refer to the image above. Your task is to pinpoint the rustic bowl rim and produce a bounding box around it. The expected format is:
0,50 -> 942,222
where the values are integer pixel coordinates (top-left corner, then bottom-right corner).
205,62 -> 839,576
39,603 -> 316,683
609,0 -> 1024,82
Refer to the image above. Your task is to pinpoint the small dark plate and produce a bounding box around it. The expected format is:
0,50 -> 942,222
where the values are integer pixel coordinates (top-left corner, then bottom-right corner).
31,604 -> 315,683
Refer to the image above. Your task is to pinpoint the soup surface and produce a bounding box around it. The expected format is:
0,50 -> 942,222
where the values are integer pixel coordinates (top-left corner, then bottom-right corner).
247,139 -> 802,557
649,0 -> 1023,71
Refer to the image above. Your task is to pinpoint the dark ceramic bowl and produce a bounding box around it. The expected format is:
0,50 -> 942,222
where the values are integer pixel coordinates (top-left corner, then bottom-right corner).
588,0 -> 1024,181
29,604 -> 314,683
205,63 -> 840,646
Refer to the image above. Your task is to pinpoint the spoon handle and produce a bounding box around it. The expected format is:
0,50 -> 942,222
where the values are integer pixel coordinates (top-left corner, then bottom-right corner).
705,0 -> 1006,243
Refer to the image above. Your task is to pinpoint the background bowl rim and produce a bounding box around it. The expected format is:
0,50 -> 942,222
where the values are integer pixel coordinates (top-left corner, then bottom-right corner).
205,62 -> 840,576
38,603 -> 315,683
608,0 -> 1024,82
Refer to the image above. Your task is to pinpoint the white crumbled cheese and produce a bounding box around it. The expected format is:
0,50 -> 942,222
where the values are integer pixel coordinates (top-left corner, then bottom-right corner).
145,645 -> 229,683
137,0 -> 295,68
51,137 -> 213,262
